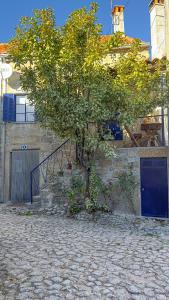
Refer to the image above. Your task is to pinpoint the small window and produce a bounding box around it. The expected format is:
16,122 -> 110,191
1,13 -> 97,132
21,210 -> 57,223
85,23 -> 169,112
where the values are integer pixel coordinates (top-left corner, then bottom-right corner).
16,96 -> 26,105
16,114 -> 26,122
27,105 -> 35,113
26,113 -> 35,122
16,104 -> 25,114
16,95 -> 35,123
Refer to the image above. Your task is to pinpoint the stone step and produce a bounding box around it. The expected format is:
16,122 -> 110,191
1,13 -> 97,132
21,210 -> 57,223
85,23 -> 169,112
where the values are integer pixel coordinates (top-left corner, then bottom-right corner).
25,201 -> 40,210
33,195 -> 41,203
41,188 -> 49,196
31,195 -> 41,209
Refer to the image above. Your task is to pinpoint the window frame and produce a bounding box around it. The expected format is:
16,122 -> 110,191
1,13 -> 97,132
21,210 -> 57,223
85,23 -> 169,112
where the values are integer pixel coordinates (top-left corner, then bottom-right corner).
15,94 -> 35,123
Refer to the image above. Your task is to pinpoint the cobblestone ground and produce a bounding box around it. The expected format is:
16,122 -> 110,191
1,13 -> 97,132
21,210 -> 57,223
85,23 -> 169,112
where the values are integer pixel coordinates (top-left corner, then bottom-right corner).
0,211 -> 169,300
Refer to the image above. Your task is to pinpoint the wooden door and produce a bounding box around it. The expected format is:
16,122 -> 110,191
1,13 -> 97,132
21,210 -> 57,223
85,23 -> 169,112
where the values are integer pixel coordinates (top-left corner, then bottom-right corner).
11,150 -> 39,202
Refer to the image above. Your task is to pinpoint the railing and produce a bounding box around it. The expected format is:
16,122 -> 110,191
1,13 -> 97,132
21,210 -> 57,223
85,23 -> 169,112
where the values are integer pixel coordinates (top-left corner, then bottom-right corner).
30,139 -> 75,203
121,114 -> 169,148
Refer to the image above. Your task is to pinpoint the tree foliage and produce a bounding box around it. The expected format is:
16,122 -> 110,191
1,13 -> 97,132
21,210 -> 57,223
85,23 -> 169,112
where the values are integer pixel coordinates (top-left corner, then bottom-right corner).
9,4 -> 167,163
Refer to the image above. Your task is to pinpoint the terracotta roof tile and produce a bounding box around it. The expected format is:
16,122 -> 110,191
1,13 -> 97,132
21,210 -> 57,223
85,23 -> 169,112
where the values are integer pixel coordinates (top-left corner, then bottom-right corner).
100,35 -> 139,45
1,35 -> 147,54
0,44 -> 8,54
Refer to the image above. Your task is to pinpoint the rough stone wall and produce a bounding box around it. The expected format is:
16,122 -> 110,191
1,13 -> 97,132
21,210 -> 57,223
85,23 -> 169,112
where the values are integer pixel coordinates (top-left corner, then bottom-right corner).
3,120 -> 169,217
41,145 -> 169,217
3,123 -> 61,202
95,147 -> 169,216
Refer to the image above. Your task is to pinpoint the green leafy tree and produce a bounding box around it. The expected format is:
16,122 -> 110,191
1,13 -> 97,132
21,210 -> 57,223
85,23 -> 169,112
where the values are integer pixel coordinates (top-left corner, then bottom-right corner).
9,3 -> 167,200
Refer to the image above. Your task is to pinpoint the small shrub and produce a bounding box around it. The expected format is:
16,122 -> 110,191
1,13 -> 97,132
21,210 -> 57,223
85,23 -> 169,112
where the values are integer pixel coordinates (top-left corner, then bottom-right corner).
117,169 -> 138,213
66,174 -> 85,215
85,169 -> 103,213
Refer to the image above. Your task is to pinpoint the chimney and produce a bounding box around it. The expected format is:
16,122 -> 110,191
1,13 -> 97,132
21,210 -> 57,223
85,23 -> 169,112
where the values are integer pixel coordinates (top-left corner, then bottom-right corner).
112,6 -> 125,33
149,0 -> 166,59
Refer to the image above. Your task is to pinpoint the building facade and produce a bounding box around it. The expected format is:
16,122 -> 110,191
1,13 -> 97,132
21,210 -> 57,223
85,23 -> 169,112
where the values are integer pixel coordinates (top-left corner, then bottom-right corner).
0,46 -> 62,203
0,4 -> 169,218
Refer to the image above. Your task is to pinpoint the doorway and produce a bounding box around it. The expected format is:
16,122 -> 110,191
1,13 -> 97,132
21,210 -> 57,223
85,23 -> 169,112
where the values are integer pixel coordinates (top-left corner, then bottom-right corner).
10,149 -> 39,202
141,157 -> 168,218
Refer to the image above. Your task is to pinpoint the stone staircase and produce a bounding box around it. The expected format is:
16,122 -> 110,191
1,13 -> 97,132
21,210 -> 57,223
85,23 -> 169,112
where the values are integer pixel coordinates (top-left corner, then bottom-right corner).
32,188 -> 63,209
31,139 -> 75,209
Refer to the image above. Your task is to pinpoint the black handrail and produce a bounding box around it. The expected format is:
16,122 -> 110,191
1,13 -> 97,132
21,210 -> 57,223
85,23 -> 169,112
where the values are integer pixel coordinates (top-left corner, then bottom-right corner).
30,139 -> 70,203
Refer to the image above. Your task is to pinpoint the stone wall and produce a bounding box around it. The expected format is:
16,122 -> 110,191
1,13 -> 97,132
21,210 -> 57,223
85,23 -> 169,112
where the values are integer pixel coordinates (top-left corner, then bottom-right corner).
40,145 -> 169,217
3,117 -> 169,216
3,121 -> 169,217
3,123 -> 62,202
96,147 -> 169,216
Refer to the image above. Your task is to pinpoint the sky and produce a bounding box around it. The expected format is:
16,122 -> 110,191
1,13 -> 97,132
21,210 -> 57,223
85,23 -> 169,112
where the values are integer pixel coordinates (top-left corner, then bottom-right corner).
0,0 -> 150,43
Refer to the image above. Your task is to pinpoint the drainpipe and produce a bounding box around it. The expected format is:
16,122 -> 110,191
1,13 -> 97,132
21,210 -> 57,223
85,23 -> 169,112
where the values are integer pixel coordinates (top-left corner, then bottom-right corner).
161,107 -> 165,146
160,74 -> 166,146
0,57 -> 4,202
0,56 -> 7,203
164,0 -> 169,145
2,77 -> 7,203
165,0 -> 169,60
0,62 -> 2,202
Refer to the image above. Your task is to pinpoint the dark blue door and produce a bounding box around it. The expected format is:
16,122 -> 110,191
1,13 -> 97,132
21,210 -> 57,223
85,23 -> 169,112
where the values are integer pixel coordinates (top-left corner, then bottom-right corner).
141,158 -> 168,218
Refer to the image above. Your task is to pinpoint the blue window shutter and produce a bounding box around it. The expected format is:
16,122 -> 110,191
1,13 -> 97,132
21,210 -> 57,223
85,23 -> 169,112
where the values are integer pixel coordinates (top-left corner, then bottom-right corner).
107,121 -> 123,140
3,94 -> 16,122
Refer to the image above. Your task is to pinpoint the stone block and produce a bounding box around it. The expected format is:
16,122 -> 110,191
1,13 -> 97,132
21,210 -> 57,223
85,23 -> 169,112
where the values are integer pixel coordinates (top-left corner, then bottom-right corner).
138,147 -> 168,157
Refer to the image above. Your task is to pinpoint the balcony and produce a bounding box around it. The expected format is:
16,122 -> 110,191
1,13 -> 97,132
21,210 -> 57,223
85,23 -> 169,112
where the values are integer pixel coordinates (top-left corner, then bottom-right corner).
112,111 -> 169,148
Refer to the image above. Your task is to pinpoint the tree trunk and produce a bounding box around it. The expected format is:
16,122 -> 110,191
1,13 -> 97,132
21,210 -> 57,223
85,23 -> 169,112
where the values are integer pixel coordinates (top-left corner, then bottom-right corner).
76,129 -> 85,166
125,125 -> 139,147
85,165 -> 91,199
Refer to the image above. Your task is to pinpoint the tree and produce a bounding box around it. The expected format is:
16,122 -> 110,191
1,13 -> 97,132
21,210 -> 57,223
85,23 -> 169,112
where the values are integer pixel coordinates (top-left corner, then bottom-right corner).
9,3 -> 167,204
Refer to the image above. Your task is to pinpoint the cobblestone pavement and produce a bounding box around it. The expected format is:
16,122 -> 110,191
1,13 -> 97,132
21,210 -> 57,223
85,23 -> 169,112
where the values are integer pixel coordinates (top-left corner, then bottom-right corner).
1,211 -> 169,300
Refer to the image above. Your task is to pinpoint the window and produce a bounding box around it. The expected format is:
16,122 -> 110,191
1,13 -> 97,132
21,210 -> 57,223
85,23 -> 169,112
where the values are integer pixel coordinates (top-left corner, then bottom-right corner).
3,94 -> 36,123
16,95 -> 35,122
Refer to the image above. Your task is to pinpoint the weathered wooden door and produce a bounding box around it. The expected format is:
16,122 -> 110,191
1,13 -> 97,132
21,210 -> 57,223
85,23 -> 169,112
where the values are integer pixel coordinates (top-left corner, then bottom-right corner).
141,157 -> 168,218
11,150 -> 39,202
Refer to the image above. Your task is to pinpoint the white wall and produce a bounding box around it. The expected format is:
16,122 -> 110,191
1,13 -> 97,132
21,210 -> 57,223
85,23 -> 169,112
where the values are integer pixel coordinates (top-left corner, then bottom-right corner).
165,0 -> 169,60
150,4 -> 166,59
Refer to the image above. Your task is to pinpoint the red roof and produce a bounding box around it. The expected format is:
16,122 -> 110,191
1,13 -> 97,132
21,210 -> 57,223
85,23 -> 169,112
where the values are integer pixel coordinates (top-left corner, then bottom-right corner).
0,35 -> 147,54
0,44 -> 8,54
100,35 -> 139,45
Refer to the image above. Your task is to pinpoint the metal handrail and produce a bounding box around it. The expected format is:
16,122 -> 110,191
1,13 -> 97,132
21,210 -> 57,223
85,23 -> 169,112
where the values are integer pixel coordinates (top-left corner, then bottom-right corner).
30,139 -> 70,203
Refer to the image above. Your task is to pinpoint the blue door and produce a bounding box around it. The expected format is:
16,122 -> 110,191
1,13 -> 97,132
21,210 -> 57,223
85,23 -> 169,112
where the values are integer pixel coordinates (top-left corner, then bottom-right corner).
141,158 -> 168,218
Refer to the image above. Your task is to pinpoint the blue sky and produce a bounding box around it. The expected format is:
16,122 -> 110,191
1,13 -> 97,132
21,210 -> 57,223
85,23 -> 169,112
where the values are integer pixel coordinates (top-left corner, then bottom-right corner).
0,0 -> 150,43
